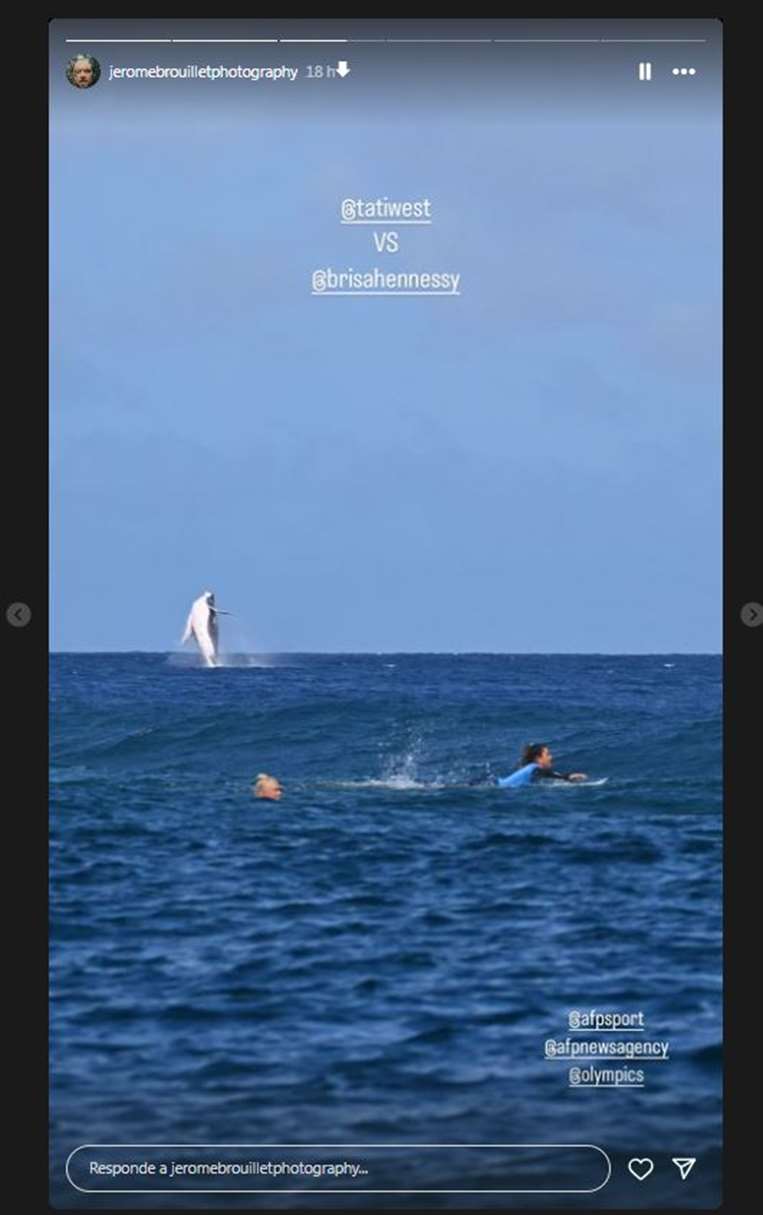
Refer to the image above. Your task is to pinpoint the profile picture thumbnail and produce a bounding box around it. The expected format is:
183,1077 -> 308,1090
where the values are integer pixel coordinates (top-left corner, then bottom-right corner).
66,54 -> 101,89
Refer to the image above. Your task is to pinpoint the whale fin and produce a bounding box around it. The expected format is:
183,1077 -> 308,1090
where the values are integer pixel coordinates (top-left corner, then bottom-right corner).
181,611 -> 193,644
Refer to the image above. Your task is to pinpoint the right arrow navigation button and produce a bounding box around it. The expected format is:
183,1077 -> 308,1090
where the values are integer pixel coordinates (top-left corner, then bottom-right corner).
671,1157 -> 697,1180
741,602 -> 763,627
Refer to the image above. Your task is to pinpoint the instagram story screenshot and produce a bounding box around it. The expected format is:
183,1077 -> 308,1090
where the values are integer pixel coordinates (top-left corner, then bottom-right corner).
43,16 -> 732,1213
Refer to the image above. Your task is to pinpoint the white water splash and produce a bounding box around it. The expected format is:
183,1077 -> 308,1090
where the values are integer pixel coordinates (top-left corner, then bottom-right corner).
216,652 -> 278,668
330,775 -> 444,791
336,738 -> 450,790
165,650 -> 281,669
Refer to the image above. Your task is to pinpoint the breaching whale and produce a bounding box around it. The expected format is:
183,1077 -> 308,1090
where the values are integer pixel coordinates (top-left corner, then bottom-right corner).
181,591 -> 231,667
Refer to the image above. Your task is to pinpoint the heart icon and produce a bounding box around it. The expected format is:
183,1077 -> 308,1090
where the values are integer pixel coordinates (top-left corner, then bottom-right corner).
628,1158 -> 654,1181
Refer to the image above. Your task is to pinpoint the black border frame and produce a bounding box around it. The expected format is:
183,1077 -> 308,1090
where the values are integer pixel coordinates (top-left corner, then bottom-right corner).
18,11 -> 756,1215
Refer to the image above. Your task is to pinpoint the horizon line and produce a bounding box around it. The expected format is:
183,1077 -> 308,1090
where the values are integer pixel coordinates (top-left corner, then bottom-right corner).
49,649 -> 722,657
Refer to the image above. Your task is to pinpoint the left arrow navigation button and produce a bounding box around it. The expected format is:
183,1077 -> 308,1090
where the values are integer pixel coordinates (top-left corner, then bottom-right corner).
5,602 -> 31,628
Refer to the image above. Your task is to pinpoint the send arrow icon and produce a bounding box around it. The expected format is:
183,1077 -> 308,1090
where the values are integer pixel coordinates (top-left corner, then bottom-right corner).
672,1158 -> 696,1180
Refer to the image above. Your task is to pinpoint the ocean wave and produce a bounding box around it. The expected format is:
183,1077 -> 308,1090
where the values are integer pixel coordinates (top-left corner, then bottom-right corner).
50,651 -> 722,1183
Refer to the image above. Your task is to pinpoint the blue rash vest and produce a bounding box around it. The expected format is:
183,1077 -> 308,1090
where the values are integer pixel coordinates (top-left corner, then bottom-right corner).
497,762 -> 540,789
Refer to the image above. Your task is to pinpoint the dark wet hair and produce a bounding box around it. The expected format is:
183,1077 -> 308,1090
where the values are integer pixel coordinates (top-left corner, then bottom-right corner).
521,742 -> 548,765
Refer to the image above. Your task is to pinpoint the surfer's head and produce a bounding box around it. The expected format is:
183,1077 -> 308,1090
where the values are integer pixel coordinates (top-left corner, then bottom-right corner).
521,742 -> 552,768
253,773 -> 283,801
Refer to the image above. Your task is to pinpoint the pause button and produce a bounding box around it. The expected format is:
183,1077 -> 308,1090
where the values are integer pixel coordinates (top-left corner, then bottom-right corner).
638,62 -> 652,81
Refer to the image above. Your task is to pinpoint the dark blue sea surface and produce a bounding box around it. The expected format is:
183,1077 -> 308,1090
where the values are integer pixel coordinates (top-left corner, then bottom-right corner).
50,654 -> 722,1209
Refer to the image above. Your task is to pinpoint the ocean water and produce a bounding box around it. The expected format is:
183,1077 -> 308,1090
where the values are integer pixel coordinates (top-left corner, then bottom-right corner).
50,654 -> 722,1209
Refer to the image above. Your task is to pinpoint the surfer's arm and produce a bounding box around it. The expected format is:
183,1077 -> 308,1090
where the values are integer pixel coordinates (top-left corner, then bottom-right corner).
537,768 -> 587,782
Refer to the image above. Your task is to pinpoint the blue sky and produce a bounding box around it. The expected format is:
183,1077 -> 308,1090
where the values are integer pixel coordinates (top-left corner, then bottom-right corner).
51,74 -> 721,652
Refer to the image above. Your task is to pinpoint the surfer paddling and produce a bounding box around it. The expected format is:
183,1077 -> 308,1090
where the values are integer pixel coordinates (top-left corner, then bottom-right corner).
497,743 -> 587,788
